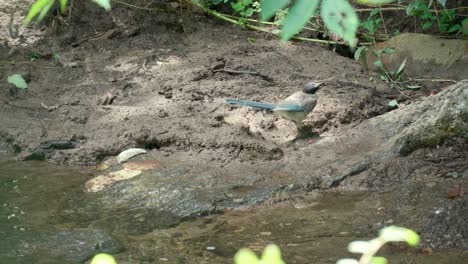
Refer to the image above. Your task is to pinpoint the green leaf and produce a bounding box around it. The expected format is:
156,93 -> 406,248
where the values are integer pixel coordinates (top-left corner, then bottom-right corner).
462,18 -> 468,35
396,57 -> 407,77
23,0 -> 51,25
321,0 -> 359,47
232,2 -> 244,12
90,253 -> 117,264
247,37 -> 256,43
448,24 -> 461,33
422,21 -> 433,30
36,0 -> 54,22
370,8 -> 380,17
354,46 -> 368,60
388,99 -> 398,108
92,0 -> 111,11
379,226 -> 420,246
281,0 -> 320,41
437,0 -> 447,7
374,59 -> 384,69
370,256 -> 388,264
261,244 -> 285,264
381,47 -> 395,54
234,248 -> 259,264
58,0 -> 68,13
7,74 -> 28,89
242,7 -> 255,17
260,0 -> 289,21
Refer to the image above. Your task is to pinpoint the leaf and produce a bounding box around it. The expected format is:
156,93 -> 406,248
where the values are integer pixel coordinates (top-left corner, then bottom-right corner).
58,0 -> 68,13
370,8 -> 380,17
336,259 -> 359,264
92,0 -> 111,11
91,253 -> 117,264
448,24 -> 461,33
422,21 -> 433,30
381,47 -> 395,54
354,46 -> 368,60
370,256 -> 388,264
85,169 -> 142,192
321,0 -> 359,47
463,18 -> 468,35
260,0 -> 289,21
247,37 -> 256,43
281,0 -> 320,41
261,244 -> 285,264
388,99 -> 398,108
437,0 -> 447,7
374,59 -> 384,69
348,241 -> 372,253
234,248 -> 259,264
405,85 -> 421,89
116,148 -> 147,163
7,74 -> 28,89
379,226 -> 420,246
396,57 -> 407,77
23,0 -> 51,25
36,0 -> 54,22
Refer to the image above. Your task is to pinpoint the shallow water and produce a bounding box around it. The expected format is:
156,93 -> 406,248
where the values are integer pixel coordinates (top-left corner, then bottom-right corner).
0,154 -> 466,263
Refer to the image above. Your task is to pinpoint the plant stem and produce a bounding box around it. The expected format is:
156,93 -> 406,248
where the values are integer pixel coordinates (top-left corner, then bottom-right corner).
378,8 -> 389,40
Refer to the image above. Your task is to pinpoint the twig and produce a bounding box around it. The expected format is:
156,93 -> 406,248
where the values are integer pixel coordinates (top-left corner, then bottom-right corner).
378,8 -> 389,40
214,68 -> 273,81
403,78 -> 457,83
0,96 -> 42,110
214,69 -> 259,75
112,0 -> 166,11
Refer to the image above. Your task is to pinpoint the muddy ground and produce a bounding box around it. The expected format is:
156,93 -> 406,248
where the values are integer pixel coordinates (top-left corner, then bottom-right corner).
0,1 -> 467,263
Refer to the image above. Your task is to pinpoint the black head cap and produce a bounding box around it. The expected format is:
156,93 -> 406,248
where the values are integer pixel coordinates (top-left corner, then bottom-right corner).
303,81 -> 323,94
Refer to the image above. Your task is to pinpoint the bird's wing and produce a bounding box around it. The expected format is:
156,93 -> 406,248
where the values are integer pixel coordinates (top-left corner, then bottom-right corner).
273,103 -> 304,112
226,99 -> 276,110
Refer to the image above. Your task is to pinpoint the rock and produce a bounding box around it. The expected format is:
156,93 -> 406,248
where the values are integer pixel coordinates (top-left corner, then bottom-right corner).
366,33 -> 468,80
423,197 -> 468,249
21,229 -> 123,263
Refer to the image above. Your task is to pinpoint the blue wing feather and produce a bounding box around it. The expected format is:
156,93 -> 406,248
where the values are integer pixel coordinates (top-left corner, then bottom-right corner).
274,103 -> 304,112
226,99 -> 276,110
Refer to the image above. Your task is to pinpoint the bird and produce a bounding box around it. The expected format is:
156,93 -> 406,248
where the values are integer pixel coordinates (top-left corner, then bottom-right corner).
226,81 -> 322,128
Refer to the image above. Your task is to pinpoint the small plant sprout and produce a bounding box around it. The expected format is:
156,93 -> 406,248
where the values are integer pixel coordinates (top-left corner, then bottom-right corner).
234,244 -> 285,264
337,226 -> 420,264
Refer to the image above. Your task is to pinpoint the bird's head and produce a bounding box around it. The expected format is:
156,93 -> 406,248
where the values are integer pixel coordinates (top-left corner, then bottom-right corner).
303,81 -> 322,95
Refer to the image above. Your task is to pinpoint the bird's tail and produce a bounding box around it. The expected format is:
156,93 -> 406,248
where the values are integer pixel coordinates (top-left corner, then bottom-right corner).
226,99 -> 276,110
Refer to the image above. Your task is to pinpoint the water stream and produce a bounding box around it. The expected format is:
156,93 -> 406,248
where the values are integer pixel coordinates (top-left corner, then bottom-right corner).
0,154 -> 466,263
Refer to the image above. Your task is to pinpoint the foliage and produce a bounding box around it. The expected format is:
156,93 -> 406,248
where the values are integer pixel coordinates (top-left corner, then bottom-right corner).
337,226 -> 420,264
354,46 -> 420,92
360,8 -> 382,43
7,74 -> 28,89
90,253 -> 117,264
261,0 -> 360,46
406,0 -> 466,34
234,244 -> 285,264
231,0 -> 262,25
24,0 -> 111,25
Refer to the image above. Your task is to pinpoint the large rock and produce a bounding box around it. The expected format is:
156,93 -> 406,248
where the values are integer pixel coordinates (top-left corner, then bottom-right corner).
366,33 -> 468,80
